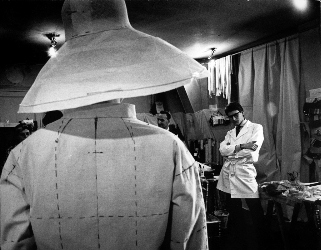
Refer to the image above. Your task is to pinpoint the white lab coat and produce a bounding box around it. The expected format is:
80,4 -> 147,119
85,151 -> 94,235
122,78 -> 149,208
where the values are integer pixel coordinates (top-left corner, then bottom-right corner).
216,121 -> 264,198
1,103 -> 208,250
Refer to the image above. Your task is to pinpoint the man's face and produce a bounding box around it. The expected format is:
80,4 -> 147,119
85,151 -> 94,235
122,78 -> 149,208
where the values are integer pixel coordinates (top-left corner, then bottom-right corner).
157,114 -> 169,130
227,110 -> 244,126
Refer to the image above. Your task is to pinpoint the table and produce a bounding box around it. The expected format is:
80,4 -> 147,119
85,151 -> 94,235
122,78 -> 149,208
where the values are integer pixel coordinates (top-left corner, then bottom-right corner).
201,177 -> 223,250
261,192 -> 321,250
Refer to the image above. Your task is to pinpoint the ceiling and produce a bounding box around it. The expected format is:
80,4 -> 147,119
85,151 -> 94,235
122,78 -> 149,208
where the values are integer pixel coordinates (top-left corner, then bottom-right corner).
0,0 -> 319,67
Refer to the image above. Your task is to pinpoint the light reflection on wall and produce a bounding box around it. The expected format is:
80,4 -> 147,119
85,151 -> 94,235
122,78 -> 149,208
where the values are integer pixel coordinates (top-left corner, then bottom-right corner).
267,102 -> 277,117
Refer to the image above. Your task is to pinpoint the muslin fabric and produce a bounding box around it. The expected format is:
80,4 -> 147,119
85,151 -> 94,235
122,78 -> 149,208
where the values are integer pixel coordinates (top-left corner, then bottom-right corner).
18,0 -> 208,113
1,103 -> 208,250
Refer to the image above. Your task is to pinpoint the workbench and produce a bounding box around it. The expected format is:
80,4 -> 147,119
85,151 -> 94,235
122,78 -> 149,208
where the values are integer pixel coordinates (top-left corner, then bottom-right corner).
261,191 -> 321,250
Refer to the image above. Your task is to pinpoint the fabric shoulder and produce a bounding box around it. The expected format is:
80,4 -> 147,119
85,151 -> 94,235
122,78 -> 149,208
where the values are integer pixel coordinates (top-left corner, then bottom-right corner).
129,119 -> 180,137
17,129 -> 59,153
227,128 -> 235,135
250,122 -> 263,130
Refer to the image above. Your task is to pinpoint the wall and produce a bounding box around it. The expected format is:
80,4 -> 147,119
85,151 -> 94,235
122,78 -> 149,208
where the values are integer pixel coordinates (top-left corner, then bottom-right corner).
299,26 -> 321,182
182,77 -> 228,113
0,64 -> 156,122
0,91 -> 37,123
0,64 -> 42,123
124,96 -> 153,113
300,27 -> 321,95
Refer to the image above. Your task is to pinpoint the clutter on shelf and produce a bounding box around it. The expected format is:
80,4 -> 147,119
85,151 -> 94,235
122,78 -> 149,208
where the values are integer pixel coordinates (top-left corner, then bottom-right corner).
209,111 -> 229,127
260,174 -> 321,201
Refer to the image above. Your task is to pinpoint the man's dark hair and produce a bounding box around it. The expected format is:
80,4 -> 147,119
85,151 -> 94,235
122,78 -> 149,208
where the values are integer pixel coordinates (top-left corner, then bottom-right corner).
159,111 -> 171,120
15,123 -> 30,133
225,102 -> 243,115
15,121 -> 34,133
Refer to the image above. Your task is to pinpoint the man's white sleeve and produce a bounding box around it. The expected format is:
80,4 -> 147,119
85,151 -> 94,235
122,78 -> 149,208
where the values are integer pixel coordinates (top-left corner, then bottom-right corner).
236,124 -> 264,162
219,131 -> 236,156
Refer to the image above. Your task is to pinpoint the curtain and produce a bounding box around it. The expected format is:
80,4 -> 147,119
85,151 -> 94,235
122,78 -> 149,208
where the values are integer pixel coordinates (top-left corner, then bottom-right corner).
238,35 -> 301,181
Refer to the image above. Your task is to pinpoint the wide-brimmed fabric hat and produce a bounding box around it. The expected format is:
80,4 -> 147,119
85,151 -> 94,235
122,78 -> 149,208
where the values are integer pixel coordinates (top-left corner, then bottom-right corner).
19,0 -> 209,113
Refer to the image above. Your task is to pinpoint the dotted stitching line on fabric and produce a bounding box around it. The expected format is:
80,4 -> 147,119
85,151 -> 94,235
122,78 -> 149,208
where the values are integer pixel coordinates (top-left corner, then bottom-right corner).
30,212 -> 169,220
173,159 -> 208,247
174,163 -> 194,177
94,117 -> 101,249
2,167 -> 20,180
54,118 -> 72,249
122,119 -> 138,247
170,225 -> 207,244
4,164 -> 17,181
195,162 -> 208,249
4,140 -> 24,181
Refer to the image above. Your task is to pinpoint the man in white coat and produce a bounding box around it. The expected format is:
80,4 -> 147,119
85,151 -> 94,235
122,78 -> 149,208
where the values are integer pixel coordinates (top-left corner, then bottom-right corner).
217,102 -> 267,250
0,0 -> 209,249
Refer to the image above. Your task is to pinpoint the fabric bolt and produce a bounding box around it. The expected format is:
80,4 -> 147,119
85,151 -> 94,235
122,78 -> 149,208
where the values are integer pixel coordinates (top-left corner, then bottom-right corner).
1,103 -> 208,250
219,58 -> 226,98
207,60 -> 216,96
216,121 -> 264,198
215,60 -> 221,96
225,56 -> 232,103
207,56 -> 232,100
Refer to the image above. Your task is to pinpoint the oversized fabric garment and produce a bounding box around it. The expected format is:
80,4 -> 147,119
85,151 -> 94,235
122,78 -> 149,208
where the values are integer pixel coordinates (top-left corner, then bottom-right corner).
1,103 -> 207,250
18,0 -> 209,114
216,121 -> 264,198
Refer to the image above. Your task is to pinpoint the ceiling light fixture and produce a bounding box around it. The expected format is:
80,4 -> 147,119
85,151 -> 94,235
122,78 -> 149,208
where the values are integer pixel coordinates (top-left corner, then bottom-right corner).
45,32 -> 60,58
208,47 -> 217,60
293,0 -> 308,11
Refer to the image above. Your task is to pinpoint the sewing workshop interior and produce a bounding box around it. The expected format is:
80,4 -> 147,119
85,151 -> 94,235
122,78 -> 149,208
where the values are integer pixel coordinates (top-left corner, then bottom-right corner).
0,0 -> 321,250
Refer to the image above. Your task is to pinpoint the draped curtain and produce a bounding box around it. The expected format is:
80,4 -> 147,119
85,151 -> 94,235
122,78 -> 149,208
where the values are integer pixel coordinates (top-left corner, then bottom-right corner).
238,35 -> 301,181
